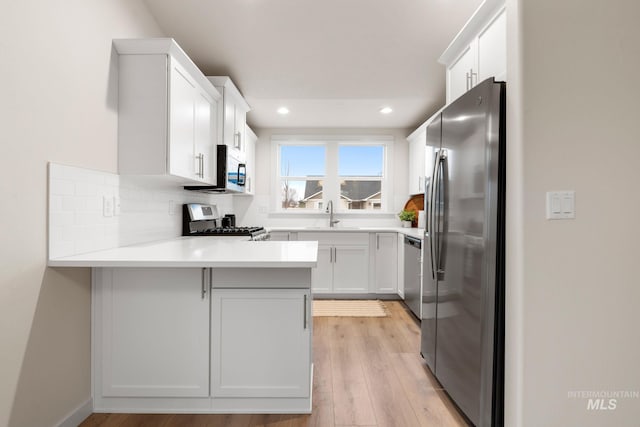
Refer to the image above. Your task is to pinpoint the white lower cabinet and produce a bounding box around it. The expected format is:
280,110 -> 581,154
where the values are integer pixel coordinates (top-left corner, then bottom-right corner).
298,232 -> 369,294
93,266 -> 313,413
332,245 -> 370,292
269,231 -> 298,241
373,233 -> 399,293
211,289 -> 311,398
96,268 -> 210,398
312,244 -> 333,293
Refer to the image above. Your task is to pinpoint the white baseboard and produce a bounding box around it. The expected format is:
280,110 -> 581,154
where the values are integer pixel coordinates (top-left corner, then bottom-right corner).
56,398 -> 92,427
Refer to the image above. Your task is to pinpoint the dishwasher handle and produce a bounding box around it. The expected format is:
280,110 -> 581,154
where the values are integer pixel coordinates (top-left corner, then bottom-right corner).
404,235 -> 422,249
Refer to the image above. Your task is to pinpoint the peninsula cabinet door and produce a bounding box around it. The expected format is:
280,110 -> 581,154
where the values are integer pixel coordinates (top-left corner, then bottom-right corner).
98,268 -> 210,398
211,289 -> 311,398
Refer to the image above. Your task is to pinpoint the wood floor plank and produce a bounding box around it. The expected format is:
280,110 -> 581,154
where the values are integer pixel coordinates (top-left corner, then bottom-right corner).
389,353 -> 468,427
79,300 -> 468,427
330,337 -> 377,426
312,329 -> 333,396
356,335 -> 422,427
307,391 -> 335,427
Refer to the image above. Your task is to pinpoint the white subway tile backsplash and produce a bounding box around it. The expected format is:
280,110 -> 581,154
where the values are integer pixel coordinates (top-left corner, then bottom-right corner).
50,179 -> 75,196
75,182 -> 98,197
61,195 -> 77,211
51,211 -> 75,227
50,241 -> 75,258
84,197 -> 102,212
49,195 -> 63,213
48,162 -> 227,259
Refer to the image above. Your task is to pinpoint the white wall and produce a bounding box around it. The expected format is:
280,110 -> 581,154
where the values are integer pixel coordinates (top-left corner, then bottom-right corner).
0,2 -> 164,426
506,0 -> 640,425
234,127 -> 411,228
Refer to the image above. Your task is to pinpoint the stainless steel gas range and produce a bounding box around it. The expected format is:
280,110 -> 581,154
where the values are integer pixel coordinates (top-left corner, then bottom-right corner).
182,203 -> 269,241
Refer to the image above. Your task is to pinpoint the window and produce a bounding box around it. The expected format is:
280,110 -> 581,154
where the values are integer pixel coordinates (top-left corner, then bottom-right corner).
279,145 -> 325,210
273,136 -> 392,212
338,145 -> 383,211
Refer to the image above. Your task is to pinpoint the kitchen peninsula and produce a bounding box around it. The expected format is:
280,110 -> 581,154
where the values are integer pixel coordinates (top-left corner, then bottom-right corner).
49,238 -> 318,414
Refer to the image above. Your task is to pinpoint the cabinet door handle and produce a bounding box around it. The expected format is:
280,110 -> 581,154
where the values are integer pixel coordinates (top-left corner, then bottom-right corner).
377,235 -> 380,250
334,247 -> 337,263
303,294 -> 308,329
201,268 -> 207,299
469,68 -> 477,88
196,153 -> 204,178
234,131 -> 241,149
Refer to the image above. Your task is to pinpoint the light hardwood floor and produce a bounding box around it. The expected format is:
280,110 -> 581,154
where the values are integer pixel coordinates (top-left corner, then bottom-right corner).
80,301 -> 468,427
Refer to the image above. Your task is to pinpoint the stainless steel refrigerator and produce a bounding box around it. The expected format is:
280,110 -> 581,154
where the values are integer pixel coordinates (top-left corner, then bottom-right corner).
421,78 -> 505,427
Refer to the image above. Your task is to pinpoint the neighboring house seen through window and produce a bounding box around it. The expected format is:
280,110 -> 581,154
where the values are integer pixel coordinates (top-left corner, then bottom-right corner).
273,136 -> 391,212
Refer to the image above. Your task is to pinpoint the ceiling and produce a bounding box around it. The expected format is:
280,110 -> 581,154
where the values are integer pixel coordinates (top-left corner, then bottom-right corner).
143,0 -> 483,130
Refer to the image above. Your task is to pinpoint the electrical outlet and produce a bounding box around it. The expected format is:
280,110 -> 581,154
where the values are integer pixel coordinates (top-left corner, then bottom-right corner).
169,200 -> 176,215
258,205 -> 267,214
103,196 -> 114,217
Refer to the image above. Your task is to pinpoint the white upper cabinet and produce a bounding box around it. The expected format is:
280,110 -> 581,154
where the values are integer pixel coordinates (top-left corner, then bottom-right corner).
243,125 -> 257,195
408,127 -> 427,196
447,43 -> 479,105
207,76 -> 251,161
440,0 -> 506,104
194,88 -> 216,183
407,110 -> 439,196
114,38 -> 220,185
477,7 -> 507,83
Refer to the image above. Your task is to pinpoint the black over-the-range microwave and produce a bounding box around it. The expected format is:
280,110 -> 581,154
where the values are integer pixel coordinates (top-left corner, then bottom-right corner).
184,145 -> 246,193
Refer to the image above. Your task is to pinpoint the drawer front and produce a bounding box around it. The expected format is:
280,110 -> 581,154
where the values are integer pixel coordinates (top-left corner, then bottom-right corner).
297,232 -> 368,245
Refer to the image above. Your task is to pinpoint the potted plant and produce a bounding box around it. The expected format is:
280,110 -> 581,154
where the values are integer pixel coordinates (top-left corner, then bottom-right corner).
398,209 -> 416,228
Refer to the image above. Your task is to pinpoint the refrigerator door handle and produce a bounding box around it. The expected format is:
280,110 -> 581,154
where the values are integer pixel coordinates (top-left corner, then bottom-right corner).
437,150 -> 449,278
428,149 -> 441,280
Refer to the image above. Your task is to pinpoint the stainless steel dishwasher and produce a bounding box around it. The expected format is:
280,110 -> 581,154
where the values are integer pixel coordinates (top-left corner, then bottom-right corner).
403,235 -> 422,318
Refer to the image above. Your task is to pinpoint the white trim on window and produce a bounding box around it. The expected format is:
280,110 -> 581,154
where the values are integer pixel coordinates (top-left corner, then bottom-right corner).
270,135 -> 395,214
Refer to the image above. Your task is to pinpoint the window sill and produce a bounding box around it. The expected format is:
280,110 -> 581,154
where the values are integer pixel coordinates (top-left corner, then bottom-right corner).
268,211 -> 396,218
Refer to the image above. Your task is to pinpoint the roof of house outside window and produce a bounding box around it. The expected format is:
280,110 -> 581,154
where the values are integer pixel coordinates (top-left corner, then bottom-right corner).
301,180 -> 381,202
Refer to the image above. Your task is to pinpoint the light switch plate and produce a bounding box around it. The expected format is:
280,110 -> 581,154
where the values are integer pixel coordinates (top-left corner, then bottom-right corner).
546,191 -> 575,219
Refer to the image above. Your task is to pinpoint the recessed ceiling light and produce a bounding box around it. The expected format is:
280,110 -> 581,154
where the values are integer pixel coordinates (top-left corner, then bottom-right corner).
379,107 -> 393,114
277,107 -> 290,115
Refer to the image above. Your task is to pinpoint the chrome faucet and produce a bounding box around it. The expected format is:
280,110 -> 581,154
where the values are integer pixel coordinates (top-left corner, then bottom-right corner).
325,201 -> 340,227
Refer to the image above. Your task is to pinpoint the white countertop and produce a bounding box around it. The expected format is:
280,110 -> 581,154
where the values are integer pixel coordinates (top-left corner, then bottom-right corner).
268,226 -> 425,240
48,237 -> 318,268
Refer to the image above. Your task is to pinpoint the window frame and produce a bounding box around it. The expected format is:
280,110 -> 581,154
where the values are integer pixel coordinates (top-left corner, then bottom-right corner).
277,141 -> 327,211
271,135 -> 393,214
